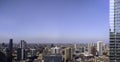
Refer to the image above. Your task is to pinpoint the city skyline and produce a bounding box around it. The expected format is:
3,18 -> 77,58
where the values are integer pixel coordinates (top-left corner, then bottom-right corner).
0,0 -> 109,43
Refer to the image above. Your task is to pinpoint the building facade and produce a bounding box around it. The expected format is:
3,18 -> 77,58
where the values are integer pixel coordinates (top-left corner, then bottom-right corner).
97,41 -> 103,56
110,0 -> 120,62
8,39 -> 13,62
17,40 -> 27,61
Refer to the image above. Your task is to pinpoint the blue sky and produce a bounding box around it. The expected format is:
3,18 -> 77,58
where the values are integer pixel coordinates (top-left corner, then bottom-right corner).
0,0 -> 109,43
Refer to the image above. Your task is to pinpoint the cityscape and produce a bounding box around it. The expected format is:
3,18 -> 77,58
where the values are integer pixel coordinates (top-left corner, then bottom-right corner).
0,0 -> 120,62
0,39 -> 109,62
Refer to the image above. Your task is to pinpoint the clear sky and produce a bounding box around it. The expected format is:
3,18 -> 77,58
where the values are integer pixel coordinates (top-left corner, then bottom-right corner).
0,0 -> 109,43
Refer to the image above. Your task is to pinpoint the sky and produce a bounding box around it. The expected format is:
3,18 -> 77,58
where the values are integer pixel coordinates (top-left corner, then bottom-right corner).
0,0 -> 109,43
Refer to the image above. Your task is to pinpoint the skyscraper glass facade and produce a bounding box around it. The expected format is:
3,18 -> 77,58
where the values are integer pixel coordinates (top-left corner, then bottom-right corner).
110,0 -> 120,62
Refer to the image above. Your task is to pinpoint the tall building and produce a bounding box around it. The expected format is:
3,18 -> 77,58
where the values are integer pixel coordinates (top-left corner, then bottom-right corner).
7,39 -> 13,62
62,47 -> 73,62
74,44 -> 77,50
30,48 -> 36,57
17,48 -> 22,61
110,0 -> 120,62
9,39 -> 13,52
97,41 -> 103,56
20,40 -> 27,60
17,40 -> 27,60
20,40 -> 27,49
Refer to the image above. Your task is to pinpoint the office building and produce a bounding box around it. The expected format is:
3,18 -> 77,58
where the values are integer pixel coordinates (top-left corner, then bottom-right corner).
62,47 -> 73,62
7,39 -> 13,62
17,48 -> 22,61
97,41 -> 103,56
110,0 -> 120,62
30,48 -> 36,57
9,39 -> 13,52
20,40 -> 27,60
20,40 -> 27,49
17,40 -> 27,60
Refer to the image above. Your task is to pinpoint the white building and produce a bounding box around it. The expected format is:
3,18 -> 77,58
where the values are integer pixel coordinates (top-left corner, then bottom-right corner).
97,41 -> 103,56
20,40 -> 27,60
51,46 -> 60,54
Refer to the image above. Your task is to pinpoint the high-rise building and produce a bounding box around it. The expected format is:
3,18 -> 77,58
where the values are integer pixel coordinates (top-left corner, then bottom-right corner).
110,0 -> 120,62
7,39 -> 13,62
30,48 -> 36,57
97,41 -> 103,56
74,44 -> 77,50
62,47 -> 73,62
17,48 -> 22,61
20,40 -> 27,49
20,40 -> 27,60
9,39 -> 13,52
17,40 -> 27,60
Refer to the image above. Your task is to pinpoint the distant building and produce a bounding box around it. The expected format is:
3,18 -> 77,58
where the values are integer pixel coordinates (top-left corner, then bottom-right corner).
17,40 -> 27,61
77,46 -> 87,54
51,46 -> 60,54
37,54 -> 43,62
20,40 -> 27,60
20,40 -> 27,49
88,42 -> 95,54
44,54 -> 62,62
62,47 -> 73,62
9,39 -> 13,52
97,41 -> 103,56
43,47 -> 50,55
17,48 -> 22,61
91,46 -> 97,56
30,48 -> 37,57
7,39 -> 13,62
74,44 -> 77,50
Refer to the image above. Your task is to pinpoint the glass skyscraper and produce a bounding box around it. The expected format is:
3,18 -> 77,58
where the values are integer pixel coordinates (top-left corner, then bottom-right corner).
110,0 -> 120,62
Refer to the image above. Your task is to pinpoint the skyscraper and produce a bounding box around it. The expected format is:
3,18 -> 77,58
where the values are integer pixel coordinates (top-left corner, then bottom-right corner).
20,40 -> 27,60
9,39 -> 13,52
110,0 -> 120,62
20,40 -> 27,49
97,41 -> 103,56
17,48 -> 22,61
7,39 -> 13,62
62,47 -> 73,62
17,40 -> 27,61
